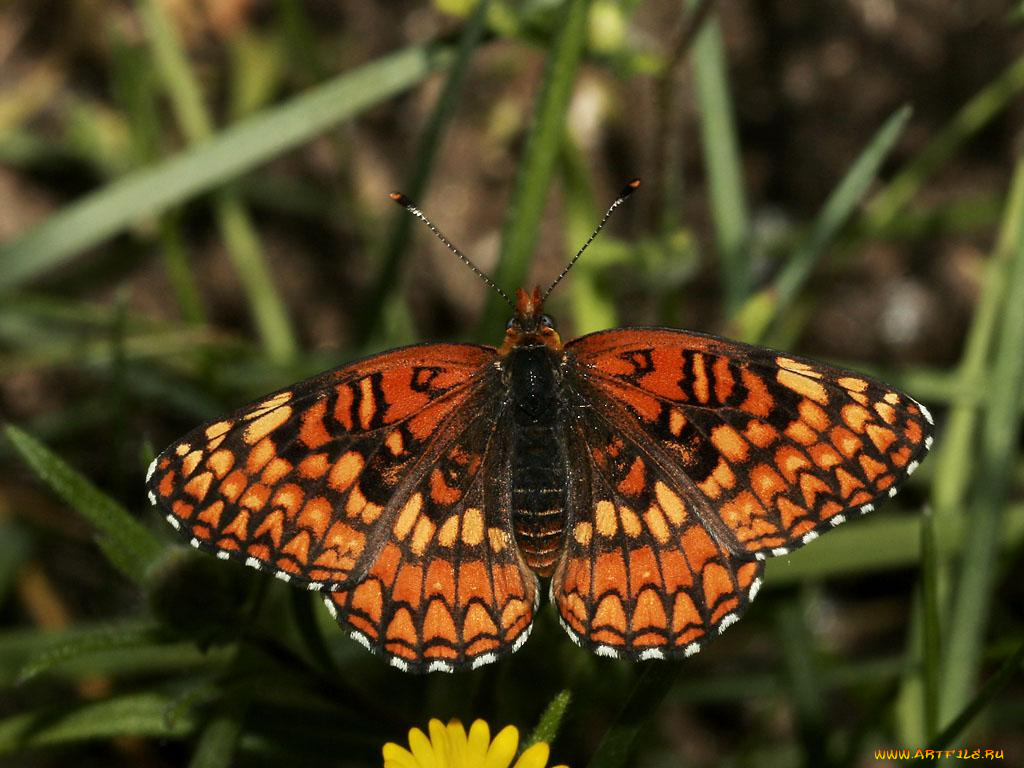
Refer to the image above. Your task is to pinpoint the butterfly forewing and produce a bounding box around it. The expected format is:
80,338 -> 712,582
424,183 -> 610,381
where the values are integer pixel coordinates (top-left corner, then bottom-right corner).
147,343 -> 497,589
565,329 -> 934,560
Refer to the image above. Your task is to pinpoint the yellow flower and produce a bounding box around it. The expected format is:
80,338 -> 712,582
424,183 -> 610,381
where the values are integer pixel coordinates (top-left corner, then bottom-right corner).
382,718 -> 568,768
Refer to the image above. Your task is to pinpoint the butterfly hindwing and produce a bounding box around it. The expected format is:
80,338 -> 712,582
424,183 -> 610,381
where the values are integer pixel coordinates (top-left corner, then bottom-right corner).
323,387 -> 539,672
565,328 -> 934,560
551,378 -> 764,659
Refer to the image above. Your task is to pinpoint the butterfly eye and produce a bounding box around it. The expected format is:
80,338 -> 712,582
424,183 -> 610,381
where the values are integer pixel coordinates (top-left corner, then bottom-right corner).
540,314 -> 557,330
506,317 -> 517,330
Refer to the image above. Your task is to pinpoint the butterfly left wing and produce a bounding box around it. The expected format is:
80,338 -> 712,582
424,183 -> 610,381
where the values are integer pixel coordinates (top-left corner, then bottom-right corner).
147,342 -> 538,672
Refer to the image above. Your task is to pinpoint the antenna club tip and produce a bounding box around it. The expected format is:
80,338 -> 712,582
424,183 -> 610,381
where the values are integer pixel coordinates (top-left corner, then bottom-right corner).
389,192 -> 411,205
622,178 -> 641,195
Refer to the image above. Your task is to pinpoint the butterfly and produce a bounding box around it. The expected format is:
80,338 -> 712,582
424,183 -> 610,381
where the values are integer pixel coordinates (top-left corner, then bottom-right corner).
147,180 -> 934,673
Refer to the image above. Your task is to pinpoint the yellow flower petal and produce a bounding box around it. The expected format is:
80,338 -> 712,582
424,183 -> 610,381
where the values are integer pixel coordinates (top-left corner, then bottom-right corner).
446,720 -> 469,765
428,719 -> 450,768
382,743 -> 421,768
512,742 -> 550,768
483,725 -> 519,768
409,726 -> 438,768
466,719 -> 491,764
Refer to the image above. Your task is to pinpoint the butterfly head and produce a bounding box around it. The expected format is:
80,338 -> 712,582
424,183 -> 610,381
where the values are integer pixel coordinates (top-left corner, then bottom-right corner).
499,286 -> 562,355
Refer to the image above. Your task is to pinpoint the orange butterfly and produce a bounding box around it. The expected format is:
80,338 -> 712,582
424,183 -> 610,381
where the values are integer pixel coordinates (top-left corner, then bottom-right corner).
148,181 -> 934,672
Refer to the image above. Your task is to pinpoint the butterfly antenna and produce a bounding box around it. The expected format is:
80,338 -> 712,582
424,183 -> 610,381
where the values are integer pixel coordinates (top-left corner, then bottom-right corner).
390,193 -> 513,309
542,178 -> 641,302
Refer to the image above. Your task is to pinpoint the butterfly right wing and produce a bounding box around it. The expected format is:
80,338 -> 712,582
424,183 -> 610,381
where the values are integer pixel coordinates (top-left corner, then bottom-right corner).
551,384 -> 764,660
146,343 -> 497,590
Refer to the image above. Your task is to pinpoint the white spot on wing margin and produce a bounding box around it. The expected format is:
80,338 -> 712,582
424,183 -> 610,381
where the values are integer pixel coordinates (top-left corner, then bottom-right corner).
717,613 -> 739,634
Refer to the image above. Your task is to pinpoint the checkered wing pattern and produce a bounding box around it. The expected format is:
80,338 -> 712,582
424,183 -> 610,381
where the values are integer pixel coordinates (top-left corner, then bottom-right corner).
147,343 -> 537,671
550,328 -> 933,659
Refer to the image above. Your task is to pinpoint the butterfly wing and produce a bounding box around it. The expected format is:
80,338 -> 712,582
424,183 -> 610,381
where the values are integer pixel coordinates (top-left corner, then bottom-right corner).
552,388 -> 764,660
550,327 -> 933,658
323,396 -> 539,673
566,328 -> 933,558
148,342 -> 538,671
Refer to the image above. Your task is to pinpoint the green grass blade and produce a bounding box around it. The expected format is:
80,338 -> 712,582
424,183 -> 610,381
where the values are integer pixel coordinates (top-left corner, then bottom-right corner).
777,599 -> 826,764
2,425 -> 163,585
735,106 -> 913,343
479,0 -> 592,334
211,188 -> 296,363
136,0 -> 213,141
136,0 -> 297,363
0,692 -> 197,752
928,148 -> 1024,529
939,168 -> 1024,726
188,698 -> 248,768
691,5 -> 750,317
0,42 -> 453,294
0,620 -> 222,685
763,503 -> 1024,584
919,506 -> 942,741
930,640 -> 1024,751
561,146 -> 620,333
17,621 -> 160,683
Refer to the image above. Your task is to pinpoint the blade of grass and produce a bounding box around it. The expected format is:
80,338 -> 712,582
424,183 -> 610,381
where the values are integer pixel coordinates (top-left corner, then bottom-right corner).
137,0 -> 296,363
690,2 -> 750,317
3,425 -> 163,585
0,42 -> 453,293
919,506 -> 942,741
928,150 -> 1024,523
358,0 -> 493,347
0,620 -> 225,685
938,165 -> 1024,726
111,29 -> 207,325
653,0 -> 715,235
479,0 -> 592,334
763,502 -> 1024,584
734,106 -> 913,343
17,621 -> 160,683
776,598 -> 827,765
188,697 -> 248,768
929,640 -> 1024,751
561,146 -> 619,333
0,692 -> 197,752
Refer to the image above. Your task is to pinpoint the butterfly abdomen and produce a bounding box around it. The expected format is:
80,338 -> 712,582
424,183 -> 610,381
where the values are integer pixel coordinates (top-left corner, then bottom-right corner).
506,345 -> 567,577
